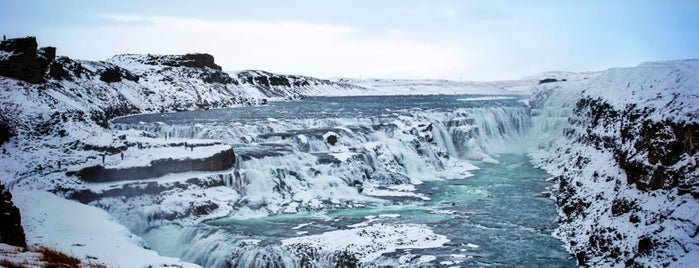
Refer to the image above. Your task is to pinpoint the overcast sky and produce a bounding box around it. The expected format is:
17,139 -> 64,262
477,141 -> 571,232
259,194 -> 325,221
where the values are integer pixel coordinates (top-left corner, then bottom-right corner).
1,0 -> 698,80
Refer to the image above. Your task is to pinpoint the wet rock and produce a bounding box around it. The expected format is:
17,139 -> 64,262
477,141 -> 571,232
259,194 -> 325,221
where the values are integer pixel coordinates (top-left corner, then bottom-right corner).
71,148 -> 236,182
326,134 -> 338,146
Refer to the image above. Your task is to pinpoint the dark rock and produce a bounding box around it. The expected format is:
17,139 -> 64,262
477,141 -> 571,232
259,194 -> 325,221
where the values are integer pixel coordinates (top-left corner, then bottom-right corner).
334,250 -> 359,268
326,134 -> 338,145
143,53 -> 222,70
0,183 -> 27,247
629,214 -> 640,224
200,70 -> 236,84
47,57 -> 84,81
38,46 -> 56,61
99,67 -> 122,83
575,251 -> 586,266
611,198 -> 636,216
48,61 -> 72,80
0,36 -> 51,83
539,78 -> 559,84
575,96 -> 699,195
547,89 -> 699,266
62,176 -> 225,204
99,66 -> 139,83
71,148 -> 236,182
0,122 -> 13,145
637,237 -> 653,255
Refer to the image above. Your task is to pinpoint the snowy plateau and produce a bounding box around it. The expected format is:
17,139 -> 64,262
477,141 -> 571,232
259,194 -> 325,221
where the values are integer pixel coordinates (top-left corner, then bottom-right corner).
0,36 -> 697,267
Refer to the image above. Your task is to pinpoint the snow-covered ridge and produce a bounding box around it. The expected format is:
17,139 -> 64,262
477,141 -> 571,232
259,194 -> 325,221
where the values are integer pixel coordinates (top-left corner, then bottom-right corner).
530,59 -> 699,267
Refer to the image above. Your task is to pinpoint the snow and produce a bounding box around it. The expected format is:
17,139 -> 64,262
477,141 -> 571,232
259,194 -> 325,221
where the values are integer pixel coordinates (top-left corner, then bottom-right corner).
332,77 -> 538,95
582,60 -> 699,123
0,50 -> 15,61
106,142 -> 231,170
291,222 -> 314,230
457,96 -> 515,101
529,59 -> 699,267
466,243 -> 480,248
12,190 -> 200,268
363,187 -> 431,200
282,223 -> 449,263
6,43 -> 696,267
0,244 -> 43,268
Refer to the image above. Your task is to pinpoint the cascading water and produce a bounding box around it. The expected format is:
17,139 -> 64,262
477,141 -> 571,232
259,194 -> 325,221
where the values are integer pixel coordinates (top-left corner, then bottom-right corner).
108,95 -> 575,267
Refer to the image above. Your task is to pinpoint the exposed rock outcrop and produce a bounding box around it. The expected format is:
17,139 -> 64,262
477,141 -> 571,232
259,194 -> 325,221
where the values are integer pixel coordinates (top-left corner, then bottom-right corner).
99,66 -> 140,83
140,53 -> 222,70
0,37 -> 55,83
0,183 -> 27,247
531,60 -> 699,267
0,122 -> 13,146
73,147 -> 236,182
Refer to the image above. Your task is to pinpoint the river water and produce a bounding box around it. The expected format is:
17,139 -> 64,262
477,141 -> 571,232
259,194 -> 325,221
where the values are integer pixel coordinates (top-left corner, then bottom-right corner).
113,95 -> 576,267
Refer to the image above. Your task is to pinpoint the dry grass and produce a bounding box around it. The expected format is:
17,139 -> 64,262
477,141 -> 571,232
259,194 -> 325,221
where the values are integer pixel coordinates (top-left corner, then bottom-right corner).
0,245 -> 107,268
37,246 -> 81,268
0,258 -> 32,268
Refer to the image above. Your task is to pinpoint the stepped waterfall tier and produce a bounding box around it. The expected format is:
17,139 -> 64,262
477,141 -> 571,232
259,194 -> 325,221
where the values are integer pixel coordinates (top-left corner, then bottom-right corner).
100,95 -> 571,267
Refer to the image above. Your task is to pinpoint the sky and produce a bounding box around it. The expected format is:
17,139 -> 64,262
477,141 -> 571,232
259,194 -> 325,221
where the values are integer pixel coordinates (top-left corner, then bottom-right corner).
1,0 -> 698,80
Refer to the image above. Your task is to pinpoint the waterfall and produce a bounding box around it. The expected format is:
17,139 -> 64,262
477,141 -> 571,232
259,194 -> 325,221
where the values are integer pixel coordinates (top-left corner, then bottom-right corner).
529,84 -> 583,151
111,100 -> 535,267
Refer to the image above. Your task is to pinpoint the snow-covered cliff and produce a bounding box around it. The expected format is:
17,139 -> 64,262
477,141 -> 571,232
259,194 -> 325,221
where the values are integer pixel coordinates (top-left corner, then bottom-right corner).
3,35 -> 698,267
531,60 -> 699,267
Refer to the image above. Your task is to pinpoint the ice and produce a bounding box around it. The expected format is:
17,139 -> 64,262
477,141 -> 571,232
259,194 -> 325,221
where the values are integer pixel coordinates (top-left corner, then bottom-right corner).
291,222 -> 314,230
282,223 -> 449,263
457,96 -> 515,101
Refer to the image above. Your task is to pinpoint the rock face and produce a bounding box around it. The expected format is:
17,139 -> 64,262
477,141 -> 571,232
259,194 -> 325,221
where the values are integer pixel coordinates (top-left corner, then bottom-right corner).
235,70 -> 349,99
531,60 -> 699,267
0,37 -> 55,83
0,183 -> 27,247
125,53 -> 222,70
74,148 -> 236,182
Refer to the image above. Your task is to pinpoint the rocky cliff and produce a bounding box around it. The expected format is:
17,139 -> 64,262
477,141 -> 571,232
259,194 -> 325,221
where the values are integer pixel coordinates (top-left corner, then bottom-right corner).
531,60 -> 699,267
0,37 -> 365,139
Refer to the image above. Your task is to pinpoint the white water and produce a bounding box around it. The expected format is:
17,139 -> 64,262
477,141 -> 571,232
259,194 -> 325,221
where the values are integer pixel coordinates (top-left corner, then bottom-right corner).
109,95 -> 575,267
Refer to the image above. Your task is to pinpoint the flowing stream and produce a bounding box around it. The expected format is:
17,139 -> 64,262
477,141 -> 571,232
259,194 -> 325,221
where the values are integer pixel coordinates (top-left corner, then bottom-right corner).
112,95 -> 576,267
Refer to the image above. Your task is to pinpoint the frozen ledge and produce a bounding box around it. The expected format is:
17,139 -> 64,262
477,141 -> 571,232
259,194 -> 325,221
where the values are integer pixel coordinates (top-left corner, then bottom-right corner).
70,148 -> 236,182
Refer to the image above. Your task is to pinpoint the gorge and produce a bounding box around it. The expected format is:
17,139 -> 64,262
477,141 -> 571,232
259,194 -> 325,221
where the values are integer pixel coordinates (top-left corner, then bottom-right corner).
0,37 -> 697,267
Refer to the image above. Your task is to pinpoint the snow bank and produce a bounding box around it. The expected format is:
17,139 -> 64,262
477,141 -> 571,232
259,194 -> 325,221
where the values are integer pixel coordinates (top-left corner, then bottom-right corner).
282,223 -> 449,263
583,60 -> 699,123
13,190 -> 200,268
